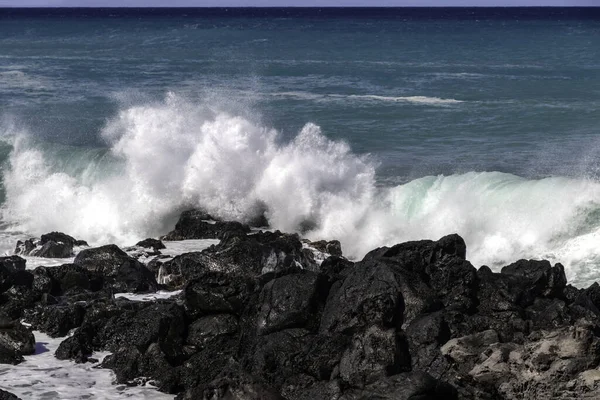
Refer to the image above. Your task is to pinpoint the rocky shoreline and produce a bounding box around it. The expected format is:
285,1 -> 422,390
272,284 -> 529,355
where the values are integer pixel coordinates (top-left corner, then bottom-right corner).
2,210 -> 600,399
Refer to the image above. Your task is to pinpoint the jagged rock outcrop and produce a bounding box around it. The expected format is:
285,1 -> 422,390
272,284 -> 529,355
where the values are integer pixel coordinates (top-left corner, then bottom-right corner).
162,209 -> 250,240
4,211 -> 600,399
15,232 -> 88,258
0,389 -> 22,400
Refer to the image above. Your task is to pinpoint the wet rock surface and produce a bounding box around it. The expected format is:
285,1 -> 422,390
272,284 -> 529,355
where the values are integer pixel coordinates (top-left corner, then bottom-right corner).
0,389 -> 22,400
4,213 -> 600,398
74,245 -> 158,293
15,232 -> 88,258
0,319 -> 35,365
162,209 -> 251,240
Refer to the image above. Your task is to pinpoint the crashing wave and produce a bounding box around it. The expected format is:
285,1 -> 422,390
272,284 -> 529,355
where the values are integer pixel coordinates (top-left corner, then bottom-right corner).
2,94 -> 600,286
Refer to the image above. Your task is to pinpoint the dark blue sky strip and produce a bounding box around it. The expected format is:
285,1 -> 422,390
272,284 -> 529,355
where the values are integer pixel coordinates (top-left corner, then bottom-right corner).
1,6 -> 599,19
0,0 -> 599,6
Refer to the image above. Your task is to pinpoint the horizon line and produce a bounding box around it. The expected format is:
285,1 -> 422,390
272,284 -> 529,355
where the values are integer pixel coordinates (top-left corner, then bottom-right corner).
1,6 -> 598,8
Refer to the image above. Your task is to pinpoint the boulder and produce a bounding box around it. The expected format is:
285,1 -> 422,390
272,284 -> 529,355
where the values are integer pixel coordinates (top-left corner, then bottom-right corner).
339,371 -> 458,400
320,262 -> 404,335
55,325 -> 94,362
40,232 -> 88,247
32,264 -> 104,296
203,230 -> 317,275
101,346 -> 142,382
501,259 -> 567,299
14,239 -> 35,256
0,256 -> 30,293
186,314 -> 239,349
74,245 -> 157,293
257,271 -> 327,335
0,320 -> 35,365
306,240 -> 343,257
162,209 -> 250,240
0,389 -> 21,400
178,362 -> 283,400
135,238 -> 166,251
159,251 -> 244,289
17,232 -> 88,258
100,302 -> 186,360
25,302 -> 86,337
441,329 -> 500,373
30,240 -> 72,258
183,268 -> 256,317
249,329 -> 349,388
404,311 -> 451,376
339,326 -> 410,387
281,376 -> 342,400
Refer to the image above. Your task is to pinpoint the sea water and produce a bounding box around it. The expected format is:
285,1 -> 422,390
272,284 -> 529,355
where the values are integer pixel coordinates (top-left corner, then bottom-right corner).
0,8 -> 599,284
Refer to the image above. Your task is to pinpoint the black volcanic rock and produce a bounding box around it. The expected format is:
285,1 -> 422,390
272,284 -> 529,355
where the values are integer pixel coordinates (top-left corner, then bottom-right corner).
306,239 -> 343,257
13,240 -> 35,257
319,261 -> 405,335
4,223 -> 600,399
186,314 -> 239,349
15,232 -> 88,258
0,320 -> 35,365
25,302 -> 86,337
0,389 -> 21,400
203,230 -> 318,275
40,232 -> 88,247
159,230 -> 317,290
55,325 -> 94,363
183,269 -> 256,317
339,371 -> 457,400
162,209 -> 250,240
0,256 -> 29,293
32,264 -> 104,297
31,241 -> 73,258
256,271 -> 326,335
74,245 -> 157,293
136,238 -> 166,251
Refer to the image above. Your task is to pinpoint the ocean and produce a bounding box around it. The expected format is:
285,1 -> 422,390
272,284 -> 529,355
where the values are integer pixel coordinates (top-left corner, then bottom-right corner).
1,7 -> 599,289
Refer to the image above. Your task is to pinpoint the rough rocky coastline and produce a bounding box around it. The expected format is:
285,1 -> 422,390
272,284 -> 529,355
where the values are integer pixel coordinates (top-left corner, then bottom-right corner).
2,211 -> 600,399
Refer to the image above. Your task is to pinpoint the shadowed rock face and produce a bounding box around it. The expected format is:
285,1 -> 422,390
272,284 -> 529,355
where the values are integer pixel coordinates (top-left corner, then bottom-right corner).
74,245 -> 157,293
0,388 -> 21,400
6,212 -> 600,399
0,319 -> 35,365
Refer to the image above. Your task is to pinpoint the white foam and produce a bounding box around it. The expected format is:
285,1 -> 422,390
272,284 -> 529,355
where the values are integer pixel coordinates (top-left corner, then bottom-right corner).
115,290 -> 182,302
22,256 -> 75,269
346,94 -> 464,105
0,331 -> 173,399
161,239 -> 220,257
269,91 -> 463,105
3,95 -> 600,287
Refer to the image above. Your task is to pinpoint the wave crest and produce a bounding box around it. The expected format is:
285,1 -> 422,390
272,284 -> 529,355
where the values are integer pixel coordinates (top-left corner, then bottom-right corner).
3,95 -> 600,287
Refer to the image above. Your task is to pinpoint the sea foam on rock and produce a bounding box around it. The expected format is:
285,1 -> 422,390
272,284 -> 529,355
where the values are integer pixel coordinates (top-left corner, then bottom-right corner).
7,212 -> 600,398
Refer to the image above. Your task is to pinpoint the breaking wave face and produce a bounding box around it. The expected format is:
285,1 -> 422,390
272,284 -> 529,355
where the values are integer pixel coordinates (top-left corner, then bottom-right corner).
3,94 -> 600,286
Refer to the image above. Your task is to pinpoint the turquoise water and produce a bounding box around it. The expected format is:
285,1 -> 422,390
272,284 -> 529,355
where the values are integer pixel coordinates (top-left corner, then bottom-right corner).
1,8 -> 600,286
